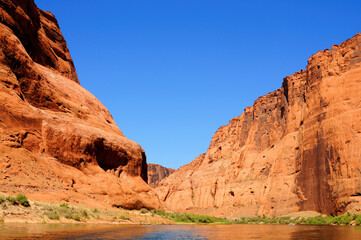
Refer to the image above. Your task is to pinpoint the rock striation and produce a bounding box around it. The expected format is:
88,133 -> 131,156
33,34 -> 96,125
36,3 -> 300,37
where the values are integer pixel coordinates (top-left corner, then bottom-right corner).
156,34 -> 361,217
148,163 -> 175,188
0,0 -> 161,210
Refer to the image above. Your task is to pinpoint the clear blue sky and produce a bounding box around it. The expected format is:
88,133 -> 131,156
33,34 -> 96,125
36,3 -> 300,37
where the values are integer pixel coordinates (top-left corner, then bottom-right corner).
35,0 -> 361,169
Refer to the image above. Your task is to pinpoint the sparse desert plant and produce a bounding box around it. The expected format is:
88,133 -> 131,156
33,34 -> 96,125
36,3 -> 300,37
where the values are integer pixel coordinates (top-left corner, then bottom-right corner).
6,196 -> 17,205
64,208 -> 76,219
1,202 -> 7,210
0,196 -> 4,204
0,217 -> 4,223
81,209 -> 89,219
92,208 -> 99,213
16,194 -> 30,207
60,203 -> 69,208
140,208 -> 148,214
72,214 -> 81,221
46,210 -> 60,220
119,213 -> 130,220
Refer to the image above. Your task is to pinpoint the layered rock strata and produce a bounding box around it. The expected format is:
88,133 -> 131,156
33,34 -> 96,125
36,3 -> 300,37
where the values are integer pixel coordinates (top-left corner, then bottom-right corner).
156,34 -> 361,217
148,164 -> 175,188
0,0 -> 161,210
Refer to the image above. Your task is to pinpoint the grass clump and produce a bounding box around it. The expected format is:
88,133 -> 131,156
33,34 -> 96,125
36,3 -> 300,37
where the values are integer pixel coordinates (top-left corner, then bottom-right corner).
72,214 -> 81,221
140,208 -> 149,214
16,194 -> 30,207
6,196 -> 17,205
119,213 -> 130,220
3,194 -> 30,207
0,217 -> 4,223
81,209 -> 89,219
44,204 -> 90,222
60,203 -> 69,208
45,209 -> 60,220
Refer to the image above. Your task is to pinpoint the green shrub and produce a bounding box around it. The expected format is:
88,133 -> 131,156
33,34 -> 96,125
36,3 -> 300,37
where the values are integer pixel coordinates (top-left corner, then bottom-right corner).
355,215 -> 361,225
119,213 -> 130,220
263,217 -> 278,224
60,203 -> 69,208
16,194 -> 30,207
153,209 -> 167,217
334,213 -> 353,225
0,217 -> 4,223
64,208 -> 76,219
140,208 -> 148,214
72,214 -> 81,221
92,208 -> 99,213
46,210 -> 60,220
6,196 -> 17,205
0,196 -> 4,204
81,209 -> 89,219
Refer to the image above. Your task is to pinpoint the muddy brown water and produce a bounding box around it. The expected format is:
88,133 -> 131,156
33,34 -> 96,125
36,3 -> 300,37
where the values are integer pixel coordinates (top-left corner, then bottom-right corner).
1,223 -> 361,239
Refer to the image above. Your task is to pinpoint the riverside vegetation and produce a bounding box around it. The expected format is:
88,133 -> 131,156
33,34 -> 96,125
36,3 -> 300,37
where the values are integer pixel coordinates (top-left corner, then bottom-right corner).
1,194 -> 361,226
151,209 -> 361,226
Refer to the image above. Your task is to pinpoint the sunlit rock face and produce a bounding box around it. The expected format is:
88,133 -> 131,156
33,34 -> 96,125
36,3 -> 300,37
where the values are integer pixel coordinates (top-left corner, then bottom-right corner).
0,0 -> 161,210
156,34 -> 361,217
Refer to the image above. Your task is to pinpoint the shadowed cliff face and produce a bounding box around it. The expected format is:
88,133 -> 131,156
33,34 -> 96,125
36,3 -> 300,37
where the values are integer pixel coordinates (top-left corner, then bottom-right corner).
0,0 -> 160,210
148,164 -> 175,188
0,0 -> 78,83
156,34 -> 361,217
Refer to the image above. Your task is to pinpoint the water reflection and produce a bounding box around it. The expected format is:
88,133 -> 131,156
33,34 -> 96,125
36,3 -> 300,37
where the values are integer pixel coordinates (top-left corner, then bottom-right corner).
2,224 -> 361,239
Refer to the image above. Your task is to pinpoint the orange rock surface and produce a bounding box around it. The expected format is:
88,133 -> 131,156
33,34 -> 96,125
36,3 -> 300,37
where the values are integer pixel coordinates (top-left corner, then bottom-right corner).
0,0 -> 161,210
156,34 -> 361,217
148,163 -> 175,188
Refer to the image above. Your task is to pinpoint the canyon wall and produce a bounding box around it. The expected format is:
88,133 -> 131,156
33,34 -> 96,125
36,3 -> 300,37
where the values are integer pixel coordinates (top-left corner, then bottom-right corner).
148,164 -> 175,188
0,0 -> 161,210
156,34 -> 361,217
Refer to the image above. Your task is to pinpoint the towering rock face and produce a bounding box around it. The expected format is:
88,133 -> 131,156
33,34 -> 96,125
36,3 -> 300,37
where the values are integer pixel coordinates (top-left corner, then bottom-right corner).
0,0 -> 161,210
148,164 -> 175,188
156,34 -> 361,217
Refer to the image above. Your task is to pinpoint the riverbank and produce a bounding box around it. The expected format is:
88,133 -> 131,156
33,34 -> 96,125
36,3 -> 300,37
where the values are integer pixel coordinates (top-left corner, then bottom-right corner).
0,193 -> 172,225
2,193 -> 361,226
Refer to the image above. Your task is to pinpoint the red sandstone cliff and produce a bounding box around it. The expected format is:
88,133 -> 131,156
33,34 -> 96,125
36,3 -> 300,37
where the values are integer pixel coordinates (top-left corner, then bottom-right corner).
148,164 -> 175,188
0,0 -> 161,210
156,34 -> 361,217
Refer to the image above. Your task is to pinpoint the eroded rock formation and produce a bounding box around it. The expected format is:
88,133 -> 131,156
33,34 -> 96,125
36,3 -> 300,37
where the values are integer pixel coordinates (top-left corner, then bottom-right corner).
0,0 -> 161,210
156,34 -> 361,217
148,163 -> 175,188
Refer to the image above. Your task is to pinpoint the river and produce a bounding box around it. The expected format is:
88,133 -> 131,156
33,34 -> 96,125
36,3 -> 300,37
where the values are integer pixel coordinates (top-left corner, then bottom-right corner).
1,224 -> 361,239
